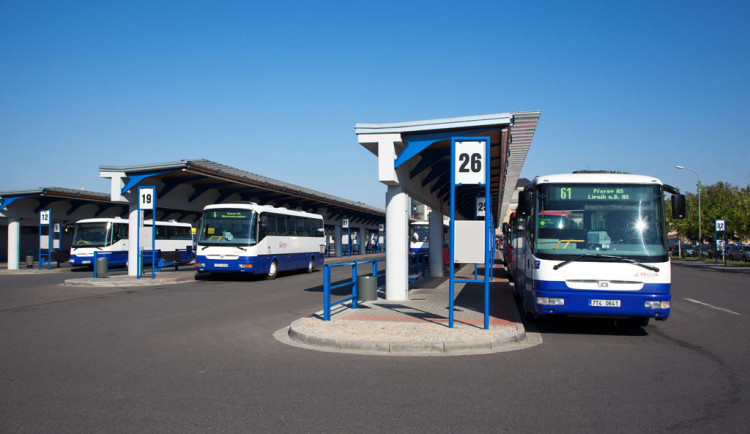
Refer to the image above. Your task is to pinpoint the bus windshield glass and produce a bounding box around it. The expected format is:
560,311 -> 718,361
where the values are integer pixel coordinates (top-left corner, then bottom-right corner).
199,208 -> 257,246
533,184 -> 667,261
72,222 -> 110,247
412,224 -> 430,242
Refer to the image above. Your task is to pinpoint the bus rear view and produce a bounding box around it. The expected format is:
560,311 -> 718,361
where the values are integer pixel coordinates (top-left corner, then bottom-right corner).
515,172 -> 686,325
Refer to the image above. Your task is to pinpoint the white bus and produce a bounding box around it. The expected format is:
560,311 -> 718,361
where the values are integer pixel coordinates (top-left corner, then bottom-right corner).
512,171 -> 685,325
409,220 -> 448,255
69,218 -> 194,268
195,203 -> 325,279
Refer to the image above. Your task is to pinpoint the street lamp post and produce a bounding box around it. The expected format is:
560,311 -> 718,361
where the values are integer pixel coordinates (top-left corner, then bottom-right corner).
676,165 -> 701,258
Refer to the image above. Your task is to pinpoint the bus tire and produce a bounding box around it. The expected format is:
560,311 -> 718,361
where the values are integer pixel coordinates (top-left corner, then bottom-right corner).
306,257 -> 315,273
633,317 -> 650,327
266,260 -> 278,280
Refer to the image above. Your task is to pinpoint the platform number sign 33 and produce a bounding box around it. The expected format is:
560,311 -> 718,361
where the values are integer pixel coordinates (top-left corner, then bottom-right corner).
455,140 -> 486,185
139,187 -> 155,210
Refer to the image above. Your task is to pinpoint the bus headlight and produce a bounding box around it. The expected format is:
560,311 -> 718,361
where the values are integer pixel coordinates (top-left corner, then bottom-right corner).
537,297 -> 565,306
238,264 -> 253,269
195,262 -> 205,268
645,301 -> 670,309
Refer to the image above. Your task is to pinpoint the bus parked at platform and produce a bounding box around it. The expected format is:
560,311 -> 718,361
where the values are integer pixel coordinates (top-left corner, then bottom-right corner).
511,171 -> 685,325
195,203 -> 325,279
69,218 -> 193,267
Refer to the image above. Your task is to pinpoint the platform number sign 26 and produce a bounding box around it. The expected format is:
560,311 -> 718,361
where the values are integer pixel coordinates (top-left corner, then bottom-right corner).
454,140 -> 486,185
139,187 -> 155,210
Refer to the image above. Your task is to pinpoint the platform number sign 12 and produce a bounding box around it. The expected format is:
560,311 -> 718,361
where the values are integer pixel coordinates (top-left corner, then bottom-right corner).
40,209 -> 51,225
139,187 -> 155,210
455,140 -> 486,185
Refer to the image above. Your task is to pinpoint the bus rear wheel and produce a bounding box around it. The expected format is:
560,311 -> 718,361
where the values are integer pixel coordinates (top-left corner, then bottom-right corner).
266,260 -> 278,280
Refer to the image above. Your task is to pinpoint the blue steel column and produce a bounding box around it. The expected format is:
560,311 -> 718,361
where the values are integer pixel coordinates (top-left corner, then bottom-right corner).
484,137 -> 491,330
449,139 -> 456,328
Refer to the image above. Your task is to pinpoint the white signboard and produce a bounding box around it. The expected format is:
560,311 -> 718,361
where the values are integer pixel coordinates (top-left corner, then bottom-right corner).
476,196 -> 486,217
454,140 -> 486,185
454,220 -> 485,264
342,218 -> 349,229
139,187 -> 155,210
40,210 -> 50,225
716,219 -> 725,232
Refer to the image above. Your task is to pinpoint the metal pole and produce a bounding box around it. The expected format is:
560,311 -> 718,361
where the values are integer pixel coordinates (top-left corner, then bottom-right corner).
676,166 -> 701,258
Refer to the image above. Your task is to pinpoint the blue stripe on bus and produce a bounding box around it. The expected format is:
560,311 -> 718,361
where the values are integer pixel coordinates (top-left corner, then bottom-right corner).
534,279 -> 671,294
196,253 -> 323,274
529,280 -> 670,318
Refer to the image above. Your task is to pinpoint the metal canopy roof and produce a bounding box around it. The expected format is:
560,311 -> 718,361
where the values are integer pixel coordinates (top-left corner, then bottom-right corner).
99,159 -> 385,226
356,111 -> 540,223
0,187 -> 126,222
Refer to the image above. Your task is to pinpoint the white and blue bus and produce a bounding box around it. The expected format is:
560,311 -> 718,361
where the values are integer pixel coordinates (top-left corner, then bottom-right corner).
195,203 -> 325,279
512,171 -> 685,325
69,218 -> 194,267
409,221 -> 448,255
409,221 -> 431,255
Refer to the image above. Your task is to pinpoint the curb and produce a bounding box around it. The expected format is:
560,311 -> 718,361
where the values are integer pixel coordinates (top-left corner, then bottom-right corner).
64,275 -> 196,287
286,318 -> 528,356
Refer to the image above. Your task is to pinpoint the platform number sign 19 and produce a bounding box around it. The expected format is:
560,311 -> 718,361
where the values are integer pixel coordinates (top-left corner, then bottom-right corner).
139,187 -> 155,210
454,140 -> 486,185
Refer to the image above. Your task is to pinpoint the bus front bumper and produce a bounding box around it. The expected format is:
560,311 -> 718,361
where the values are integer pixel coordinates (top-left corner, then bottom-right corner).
530,286 -> 671,320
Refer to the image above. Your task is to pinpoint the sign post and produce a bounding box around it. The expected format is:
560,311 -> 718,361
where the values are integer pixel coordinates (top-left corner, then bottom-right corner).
450,137 -> 492,329
715,219 -> 726,266
138,186 -> 156,279
342,218 -> 350,257
378,223 -> 384,253
39,209 -> 52,270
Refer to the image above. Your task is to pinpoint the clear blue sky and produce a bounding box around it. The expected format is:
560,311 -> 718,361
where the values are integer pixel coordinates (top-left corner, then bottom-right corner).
2,0 -> 748,209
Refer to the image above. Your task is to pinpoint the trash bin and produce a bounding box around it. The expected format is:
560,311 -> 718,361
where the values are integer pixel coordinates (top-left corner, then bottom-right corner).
25,255 -> 34,269
358,275 -> 377,301
96,256 -> 108,276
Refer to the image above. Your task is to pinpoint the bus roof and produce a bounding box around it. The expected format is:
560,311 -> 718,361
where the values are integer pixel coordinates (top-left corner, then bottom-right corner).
203,203 -> 323,219
74,218 -> 191,227
531,173 -> 664,186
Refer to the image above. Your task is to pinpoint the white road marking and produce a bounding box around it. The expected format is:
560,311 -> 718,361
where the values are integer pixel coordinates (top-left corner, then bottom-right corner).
683,298 -> 741,315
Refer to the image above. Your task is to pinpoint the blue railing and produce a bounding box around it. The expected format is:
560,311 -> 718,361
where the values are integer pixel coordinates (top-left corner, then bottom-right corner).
408,252 -> 427,281
323,258 -> 384,321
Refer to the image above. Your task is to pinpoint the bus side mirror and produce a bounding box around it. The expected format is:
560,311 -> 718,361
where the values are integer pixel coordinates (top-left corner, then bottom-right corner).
672,194 -> 686,219
517,190 -> 532,216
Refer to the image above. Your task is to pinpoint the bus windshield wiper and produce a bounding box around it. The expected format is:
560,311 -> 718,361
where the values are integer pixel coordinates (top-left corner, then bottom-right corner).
553,254 -> 659,272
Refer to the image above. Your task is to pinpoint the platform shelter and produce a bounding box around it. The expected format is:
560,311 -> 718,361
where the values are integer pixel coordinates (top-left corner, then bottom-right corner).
355,111 -> 540,300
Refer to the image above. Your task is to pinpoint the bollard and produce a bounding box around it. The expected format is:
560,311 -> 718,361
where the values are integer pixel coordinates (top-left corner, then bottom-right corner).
25,255 -> 34,269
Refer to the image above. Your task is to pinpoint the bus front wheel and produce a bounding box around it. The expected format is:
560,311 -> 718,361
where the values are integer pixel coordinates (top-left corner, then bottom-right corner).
306,257 -> 315,274
266,260 -> 278,280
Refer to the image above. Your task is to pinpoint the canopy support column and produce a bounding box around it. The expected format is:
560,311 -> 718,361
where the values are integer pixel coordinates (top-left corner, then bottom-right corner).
385,185 -> 409,301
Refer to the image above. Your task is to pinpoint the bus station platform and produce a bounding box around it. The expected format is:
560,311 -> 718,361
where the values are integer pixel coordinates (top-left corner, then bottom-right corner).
279,261 -> 532,356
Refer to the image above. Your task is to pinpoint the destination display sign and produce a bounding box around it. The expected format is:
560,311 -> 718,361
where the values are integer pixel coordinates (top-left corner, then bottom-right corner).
213,209 -> 251,219
548,185 -> 655,202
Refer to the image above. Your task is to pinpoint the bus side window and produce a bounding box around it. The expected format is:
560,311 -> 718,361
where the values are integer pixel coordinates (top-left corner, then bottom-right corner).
259,214 -> 268,239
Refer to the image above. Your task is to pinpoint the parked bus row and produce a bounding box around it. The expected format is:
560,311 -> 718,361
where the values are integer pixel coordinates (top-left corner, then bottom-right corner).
68,203 -> 330,279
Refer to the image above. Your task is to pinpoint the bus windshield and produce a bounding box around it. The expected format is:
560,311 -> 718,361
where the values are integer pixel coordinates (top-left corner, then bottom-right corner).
533,184 -> 667,261
411,224 -> 430,242
72,222 -> 110,247
199,208 -> 257,246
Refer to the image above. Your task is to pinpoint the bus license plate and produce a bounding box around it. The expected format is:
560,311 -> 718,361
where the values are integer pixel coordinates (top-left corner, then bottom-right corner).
214,263 -> 228,268
590,299 -> 621,307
